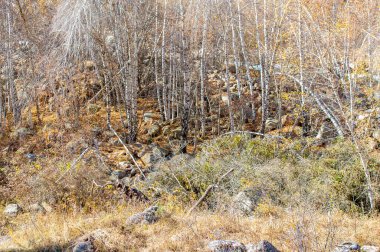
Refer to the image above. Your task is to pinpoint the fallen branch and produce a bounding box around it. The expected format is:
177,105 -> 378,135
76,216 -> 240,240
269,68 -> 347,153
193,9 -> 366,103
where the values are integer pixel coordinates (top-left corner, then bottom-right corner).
91,180 -> 149,202
220,131 -> 283,139
56,147 -> 90,183
186,167 -> 235,216
108,123 -> 146,180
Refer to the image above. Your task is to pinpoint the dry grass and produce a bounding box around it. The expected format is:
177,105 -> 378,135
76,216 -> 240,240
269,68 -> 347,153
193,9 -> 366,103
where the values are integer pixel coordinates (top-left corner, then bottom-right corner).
1,204 -> 380,251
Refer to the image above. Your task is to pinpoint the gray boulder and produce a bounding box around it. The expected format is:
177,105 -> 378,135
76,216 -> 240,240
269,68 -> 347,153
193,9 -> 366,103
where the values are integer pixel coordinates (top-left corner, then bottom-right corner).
373,91 -> 380,101
361,246 -> 380,252
126,206 -> 159,225
0,236 -> 11,246
11,127 -> 34,139
170,127 -> 182,139
246,240 -> 279,252
231,191 -> 254,216
373,130 -> 380,142
140,145 -> 170,166
143,112 -> 155,123
110,170 -> 129,181
83,61 -> 95,71
73,241 -> 94,252
117,161 -> 130,169
265,118 -> 278,131
87,104 -> 101,114
231,189 -> 263,216
41,202 -> 53,213
3,204 -> 22,217
148,124 -> 161,137
208,240 -> 246,252
333,242 -> 360,252
28,203 -> 46,213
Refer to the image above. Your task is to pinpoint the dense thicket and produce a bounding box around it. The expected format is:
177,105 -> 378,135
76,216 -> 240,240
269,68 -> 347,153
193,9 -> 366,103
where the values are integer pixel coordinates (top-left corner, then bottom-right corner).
0,0 -> 379,208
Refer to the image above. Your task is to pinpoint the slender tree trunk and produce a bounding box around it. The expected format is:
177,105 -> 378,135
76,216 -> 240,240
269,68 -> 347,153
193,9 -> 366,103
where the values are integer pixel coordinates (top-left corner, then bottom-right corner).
200,5 -> 208,137
180,0 -> 190,153
6,2 -> 21,126
237,1 -> 256,123
224,30 -> 235,133
253,0 -> 266,135
261,0 -> 270,135
154,0 -> 164,120
161,0 -> 168,121
129,4 -> 139,143
297,0 -> 310,136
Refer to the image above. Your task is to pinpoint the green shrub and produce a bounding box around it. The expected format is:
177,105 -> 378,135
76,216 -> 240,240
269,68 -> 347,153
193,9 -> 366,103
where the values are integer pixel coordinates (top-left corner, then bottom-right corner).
151,135 -> 380,214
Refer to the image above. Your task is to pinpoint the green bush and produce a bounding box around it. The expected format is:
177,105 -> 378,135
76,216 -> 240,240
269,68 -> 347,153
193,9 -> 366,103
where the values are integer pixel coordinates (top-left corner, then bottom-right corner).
151,135 -> 380,213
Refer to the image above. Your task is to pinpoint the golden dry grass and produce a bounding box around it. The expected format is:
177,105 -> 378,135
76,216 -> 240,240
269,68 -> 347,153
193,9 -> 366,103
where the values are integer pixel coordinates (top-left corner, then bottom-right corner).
1,204 -> 380,251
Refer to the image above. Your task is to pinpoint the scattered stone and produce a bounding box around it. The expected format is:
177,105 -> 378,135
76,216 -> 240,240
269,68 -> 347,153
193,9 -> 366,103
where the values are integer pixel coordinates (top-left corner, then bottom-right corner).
65,122 -> 74,130
373,90 -> 380,101
91,127 -> 102,137
110,170 -> 129,181
11,127 -> 34,139
208,240 -> 246,252
170,127 -> 182,139
246,240 -> 279,252
41,202 -> 53,213
143,112 -> 155,123
333,242 -> 360,252
28,203 -> 46,213
117,161 -> 131,169
126,206 -> 159,225
3,204 -> 22,217
162,125 -> 171,135
148,124 -> 161,138
87,104 -> 101,114
0,236 -> 11,245
73,240 -> 94,252
25,153 -> 37,162
373,130 -> 380,142
361,245 -> 380,252
230,191 -> 254,216
84,60 -> 95,71
357,114 -> 369,121
265,119 -> 278,131
140,145 -> 170,166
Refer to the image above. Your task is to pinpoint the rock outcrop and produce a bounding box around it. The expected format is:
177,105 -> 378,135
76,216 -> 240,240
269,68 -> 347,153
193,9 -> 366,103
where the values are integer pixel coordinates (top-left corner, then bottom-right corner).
208,240 -> 247,252
3,204 -> 22,217
126,206 -> 159,225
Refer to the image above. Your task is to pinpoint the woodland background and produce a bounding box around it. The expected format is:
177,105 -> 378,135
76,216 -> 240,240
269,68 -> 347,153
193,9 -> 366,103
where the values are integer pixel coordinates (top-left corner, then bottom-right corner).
0,0 -> 380,251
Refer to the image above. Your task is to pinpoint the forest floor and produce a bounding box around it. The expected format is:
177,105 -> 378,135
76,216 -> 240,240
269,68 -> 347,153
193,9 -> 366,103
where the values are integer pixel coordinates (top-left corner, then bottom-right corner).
1,204 -> 380,251
0,83 -> 380,251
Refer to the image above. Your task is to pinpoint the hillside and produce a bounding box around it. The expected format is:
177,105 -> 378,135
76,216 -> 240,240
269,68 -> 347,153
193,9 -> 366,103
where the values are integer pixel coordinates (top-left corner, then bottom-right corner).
0,0 -> 380,251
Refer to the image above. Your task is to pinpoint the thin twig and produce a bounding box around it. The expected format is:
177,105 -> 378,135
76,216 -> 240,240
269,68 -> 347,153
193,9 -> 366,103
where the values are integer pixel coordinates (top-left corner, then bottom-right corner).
219,130 -> 284,139
108,123 -> 146,179
56,147 -> 90,183
186,167 -> 235,216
